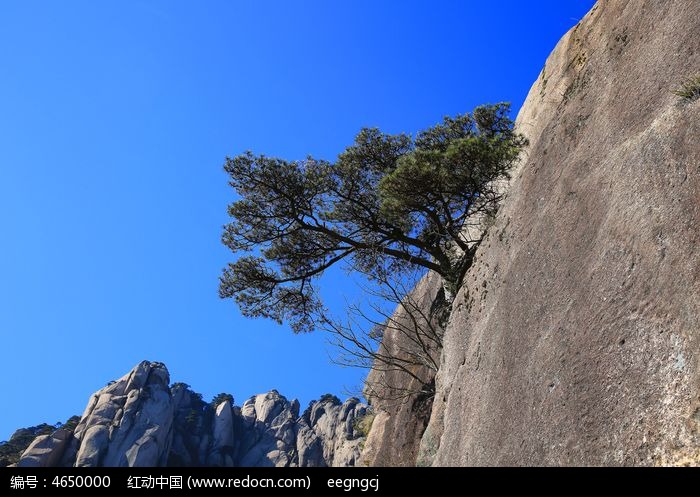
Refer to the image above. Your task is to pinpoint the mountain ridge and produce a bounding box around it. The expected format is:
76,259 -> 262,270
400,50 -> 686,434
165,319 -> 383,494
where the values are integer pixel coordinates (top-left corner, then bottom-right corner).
2,361 -> 369,467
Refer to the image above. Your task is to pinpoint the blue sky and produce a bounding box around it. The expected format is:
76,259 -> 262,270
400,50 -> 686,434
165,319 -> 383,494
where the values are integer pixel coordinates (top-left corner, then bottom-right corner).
0,0 -> 595,439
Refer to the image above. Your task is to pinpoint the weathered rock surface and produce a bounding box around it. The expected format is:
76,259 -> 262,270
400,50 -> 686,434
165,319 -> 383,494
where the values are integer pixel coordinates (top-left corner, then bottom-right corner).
362,0 -> 700,467
0,422 -> 76,467
10,361 -> 368,467
360,272 -> 444,466
297,395 -> 369,467
206,401 -> 235,466
64,361 -> 174,467
418,0 -> 700,466
16,430 -> 72,468
236,390 -> 300,467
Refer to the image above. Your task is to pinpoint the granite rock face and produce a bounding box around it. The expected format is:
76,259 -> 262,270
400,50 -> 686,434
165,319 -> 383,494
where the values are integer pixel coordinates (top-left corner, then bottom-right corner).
12,361 -> 368,467
53,361 -> 175,467
297,395 -> 369,467
236,391 -> 300,467
366,0 -> 700,467
15,430 -> 72,468
359,272 -> 444,467
428,0 -> 700,466
207,401 -> 235,466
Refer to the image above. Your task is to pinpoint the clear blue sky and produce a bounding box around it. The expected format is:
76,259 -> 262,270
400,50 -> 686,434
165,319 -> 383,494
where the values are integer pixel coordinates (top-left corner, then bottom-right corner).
0,0 -> 595,439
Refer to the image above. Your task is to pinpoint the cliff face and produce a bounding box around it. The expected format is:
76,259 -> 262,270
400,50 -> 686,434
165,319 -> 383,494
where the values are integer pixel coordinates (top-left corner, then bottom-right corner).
363,0 -> 700,467
359,272 -> 444,466
9,361 -> 369,467
414,0 -> 699,466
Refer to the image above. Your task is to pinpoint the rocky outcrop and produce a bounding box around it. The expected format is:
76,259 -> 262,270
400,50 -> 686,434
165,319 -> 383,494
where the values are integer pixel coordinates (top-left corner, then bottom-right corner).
0,422 -> 76,467
360,272 -> 444,466
297,395 -> 369,467
415,0 -> 699,466
9,361 -> 369,467
16,430 -> 72,468
207,401 -> 235,466
236,391 -> 300,467
66,361 -> 174,467
362,0 -> 700,467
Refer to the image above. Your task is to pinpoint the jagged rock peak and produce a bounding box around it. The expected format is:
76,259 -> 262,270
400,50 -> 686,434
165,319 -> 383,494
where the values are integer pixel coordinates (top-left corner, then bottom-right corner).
69,360 -> 175,467
10,361 -> 370,467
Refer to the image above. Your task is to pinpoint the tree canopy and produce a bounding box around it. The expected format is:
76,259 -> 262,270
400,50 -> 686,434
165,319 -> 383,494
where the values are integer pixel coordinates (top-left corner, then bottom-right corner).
220,103 -> 526,333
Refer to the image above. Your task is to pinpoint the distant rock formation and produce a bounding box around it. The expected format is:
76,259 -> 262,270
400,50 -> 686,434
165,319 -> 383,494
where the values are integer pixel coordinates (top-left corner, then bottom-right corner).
7,361 -> 369,467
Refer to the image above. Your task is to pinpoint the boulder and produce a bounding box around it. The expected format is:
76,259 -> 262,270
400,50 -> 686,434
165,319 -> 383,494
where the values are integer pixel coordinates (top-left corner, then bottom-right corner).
17,429 -> 72,467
